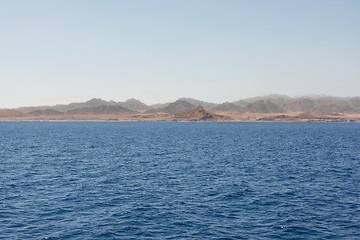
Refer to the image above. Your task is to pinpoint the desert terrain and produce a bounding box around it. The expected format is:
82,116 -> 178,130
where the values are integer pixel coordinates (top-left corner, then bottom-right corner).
1,96 -> 360,122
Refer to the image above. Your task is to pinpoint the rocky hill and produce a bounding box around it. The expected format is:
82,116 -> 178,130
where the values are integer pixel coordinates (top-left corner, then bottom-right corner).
231,95 -> 360,114
173,106 -> 226,121
6,95 -> 360,117
211,102 -> 242,113
16,98 -> 150,113
151,100 -> 195,114
243,100 -> 285,113
282,97 -> 360,114
28,109 -> 64,116
119,98 -> 152,112
17,98 -> 112,113
231,100 -> 247,108
150,102 -> 170,109
178,98 -> 218,110
67,105 -> 134,115
0,109 -> 25,117
241,94 -> 291,105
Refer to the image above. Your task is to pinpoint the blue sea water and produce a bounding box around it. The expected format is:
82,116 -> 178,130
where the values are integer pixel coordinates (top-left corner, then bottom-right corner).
0,122 -> 359,239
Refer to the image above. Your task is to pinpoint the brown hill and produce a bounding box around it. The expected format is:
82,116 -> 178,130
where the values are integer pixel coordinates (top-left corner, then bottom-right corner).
283,97 -> 360,114
312,99 -> 355,114
242,94 -> 291,105
28,109 -> 64,116
17,98 -> 113,113
179,98 -> 218,110
152,100 -> 195,114
173,106 -> 226,121
244,100 -> 285,113
9,95 -> 360,116
120,98 -> 152,112
0,109 -> 25,117
211,102 -> 242,113
67,105 -> 133,115
283,99 -> 315,113
150,102 -> 170,109
231,100 -> 248,108
349,97 -> 360,112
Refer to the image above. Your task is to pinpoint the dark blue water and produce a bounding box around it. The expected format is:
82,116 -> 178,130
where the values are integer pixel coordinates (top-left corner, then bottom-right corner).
0,122 -> 359,239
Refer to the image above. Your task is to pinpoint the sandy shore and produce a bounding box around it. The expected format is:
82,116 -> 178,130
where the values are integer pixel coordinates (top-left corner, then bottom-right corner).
1,112 -> 360,122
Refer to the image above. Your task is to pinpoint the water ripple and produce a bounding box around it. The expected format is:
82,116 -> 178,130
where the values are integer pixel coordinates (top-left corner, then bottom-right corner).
0,122 -> 359,239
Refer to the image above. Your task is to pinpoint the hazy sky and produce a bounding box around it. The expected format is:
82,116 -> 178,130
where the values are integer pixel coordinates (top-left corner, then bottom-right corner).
1,0 -> 359,108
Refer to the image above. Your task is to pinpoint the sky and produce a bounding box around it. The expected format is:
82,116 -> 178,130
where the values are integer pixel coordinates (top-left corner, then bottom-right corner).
1,0 -> 360,108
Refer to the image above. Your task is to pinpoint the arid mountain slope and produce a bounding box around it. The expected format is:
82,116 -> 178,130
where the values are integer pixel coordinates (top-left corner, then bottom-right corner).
8,95 -> 360,116
67,105 -> 134,115
29,109 -> 64,116
243,100 -> 285,113
151,100 -> 195,114
211,102 -> 242,113
173,106 -> 226,121
179,98 -> 218,110
119,98 -> 152,112
0,109 -> 25,117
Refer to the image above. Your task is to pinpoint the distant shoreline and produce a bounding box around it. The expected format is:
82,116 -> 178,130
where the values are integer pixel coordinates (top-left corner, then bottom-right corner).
1,95 -> 360,123
1,112 -> 359,123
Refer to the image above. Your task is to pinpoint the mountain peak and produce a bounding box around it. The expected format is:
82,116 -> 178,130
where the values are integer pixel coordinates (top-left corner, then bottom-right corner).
174,105 -> 226,121
178,97 -> 218,110
121,98 -> 151,112
125,98 -> 142,104
86,98 -> 108,104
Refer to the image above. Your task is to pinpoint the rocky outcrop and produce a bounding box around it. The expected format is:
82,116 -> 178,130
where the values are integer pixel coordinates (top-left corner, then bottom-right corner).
173,106 -> 226,121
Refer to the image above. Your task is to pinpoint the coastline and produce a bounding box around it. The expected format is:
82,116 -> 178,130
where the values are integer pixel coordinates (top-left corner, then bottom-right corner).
1,112 -> 359,123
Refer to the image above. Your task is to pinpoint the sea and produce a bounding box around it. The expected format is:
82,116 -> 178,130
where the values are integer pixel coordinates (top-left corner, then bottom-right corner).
0,122 -> 359,239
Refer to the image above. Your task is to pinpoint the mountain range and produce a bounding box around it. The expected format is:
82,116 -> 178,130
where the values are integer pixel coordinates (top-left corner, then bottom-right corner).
5,95 -> 358,114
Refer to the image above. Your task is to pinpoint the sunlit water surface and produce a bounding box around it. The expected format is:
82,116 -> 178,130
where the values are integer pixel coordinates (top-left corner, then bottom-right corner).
1,122 -> 359,239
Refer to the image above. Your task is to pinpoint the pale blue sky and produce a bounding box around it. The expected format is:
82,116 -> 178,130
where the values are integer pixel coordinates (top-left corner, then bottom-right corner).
1,0 -> 359,108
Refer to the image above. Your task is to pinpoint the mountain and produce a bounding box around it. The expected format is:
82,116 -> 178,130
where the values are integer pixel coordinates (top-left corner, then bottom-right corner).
173,106 -> 225,121
17,98 -> 112,113
349,97 -> 360,112
16,98 -> 152,113
312,99 -> 355,114
152,100 -> 195,114
234,95 -> 360,114
17,105 -> 57,113
178,98 -> 218,110
67,105 -> 134,115
28,109 -> 64,116
211,102 -> 243,113
120,98 -> 152,112
232,100 -> 248,108
0,109 -> 25,117
283,99 -> 316,113
283,97 -> 360,114
150,102 -> 170,109
242,94 -> 290,104
56,98 -> 114,112
8,95 -> 360,116
243,100 -> 285,113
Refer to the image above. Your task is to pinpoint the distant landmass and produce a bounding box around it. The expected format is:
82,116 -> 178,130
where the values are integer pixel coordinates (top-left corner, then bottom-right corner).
1,94 -> 360,122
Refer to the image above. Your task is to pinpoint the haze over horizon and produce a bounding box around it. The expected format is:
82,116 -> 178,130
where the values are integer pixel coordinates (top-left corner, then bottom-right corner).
1,0 -> 359,108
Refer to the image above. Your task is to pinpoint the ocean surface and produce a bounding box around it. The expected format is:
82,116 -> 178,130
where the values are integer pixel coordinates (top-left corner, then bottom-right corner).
0,122 -> 359,239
